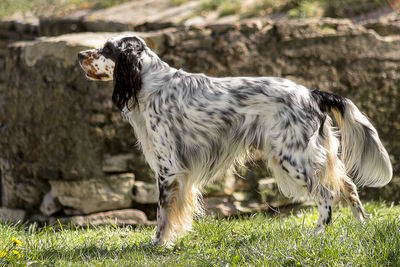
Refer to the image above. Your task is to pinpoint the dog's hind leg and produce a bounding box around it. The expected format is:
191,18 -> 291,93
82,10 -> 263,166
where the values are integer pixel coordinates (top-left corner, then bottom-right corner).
313,185 -> 334,233
341,176 -> 367,222
268,155 -> 335,232
267,156 -> 310,200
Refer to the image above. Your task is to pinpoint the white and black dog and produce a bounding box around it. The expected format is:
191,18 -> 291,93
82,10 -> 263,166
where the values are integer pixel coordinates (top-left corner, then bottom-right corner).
78,35 -> 392,245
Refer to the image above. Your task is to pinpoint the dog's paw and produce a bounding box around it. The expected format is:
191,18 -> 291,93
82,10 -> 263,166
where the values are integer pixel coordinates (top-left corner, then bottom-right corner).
140,238 -> 173,249
140,239 -> 159,248
363,212 -> 372,222
314,225 -> 325,235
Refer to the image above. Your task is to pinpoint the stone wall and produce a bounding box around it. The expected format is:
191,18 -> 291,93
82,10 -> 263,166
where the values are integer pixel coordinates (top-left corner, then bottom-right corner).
0,18 -> 399,225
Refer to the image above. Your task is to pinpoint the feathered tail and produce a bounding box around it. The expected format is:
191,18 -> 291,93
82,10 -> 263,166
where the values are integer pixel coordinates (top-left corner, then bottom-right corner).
311,90 -> 392,187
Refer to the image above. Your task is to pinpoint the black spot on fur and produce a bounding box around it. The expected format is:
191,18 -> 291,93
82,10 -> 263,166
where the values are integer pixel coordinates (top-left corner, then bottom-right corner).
158,178 -> 166,206
150,122 -> 156,131
282,165 -> 289,173
311,90 -> 347,115
318,113 -> 327,136
326,206 -> 332,224
161,166 -> 170,176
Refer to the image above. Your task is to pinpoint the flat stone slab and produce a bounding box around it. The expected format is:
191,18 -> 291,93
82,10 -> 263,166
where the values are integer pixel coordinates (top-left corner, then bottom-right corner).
83,0 -> 200,25
0,208 -> 26,223
56,209 -> 152,226
49,173 -> 135,214
10,30 -> 169,68
102,153 -> 134,173
132,181 -> 158,204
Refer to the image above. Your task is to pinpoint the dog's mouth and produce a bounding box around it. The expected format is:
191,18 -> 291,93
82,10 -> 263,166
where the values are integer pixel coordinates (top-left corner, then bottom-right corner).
78,52 -> 113,81
85,72 -> 111,81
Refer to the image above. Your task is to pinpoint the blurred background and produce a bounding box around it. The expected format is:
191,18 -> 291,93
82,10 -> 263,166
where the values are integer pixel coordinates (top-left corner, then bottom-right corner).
0,0 -> 399,226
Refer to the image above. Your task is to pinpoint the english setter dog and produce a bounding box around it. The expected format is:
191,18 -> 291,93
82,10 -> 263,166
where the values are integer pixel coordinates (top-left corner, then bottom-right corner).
78,35 -> 392,245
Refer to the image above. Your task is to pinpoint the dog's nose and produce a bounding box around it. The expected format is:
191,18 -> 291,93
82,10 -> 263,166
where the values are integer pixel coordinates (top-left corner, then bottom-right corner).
78,52 -> 85,61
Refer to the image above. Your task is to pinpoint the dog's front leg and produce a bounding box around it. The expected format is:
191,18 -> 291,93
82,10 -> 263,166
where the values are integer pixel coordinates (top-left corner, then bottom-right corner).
151,170 -> 201,246
152,175 -> 179,245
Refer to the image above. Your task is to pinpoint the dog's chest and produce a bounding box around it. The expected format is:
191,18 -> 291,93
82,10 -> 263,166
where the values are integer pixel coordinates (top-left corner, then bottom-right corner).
122,109 -> 158,171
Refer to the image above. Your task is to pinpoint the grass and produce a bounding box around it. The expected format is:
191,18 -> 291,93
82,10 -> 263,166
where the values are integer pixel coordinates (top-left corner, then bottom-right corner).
197,0 -> 389,19
198,0 -> 242,16
168,0 -> 191,7
0,0 -> 391,19
0,0 -> 132,18
287,0 -> 324,19
0,201 -> 399,266
241,0 -> 289,18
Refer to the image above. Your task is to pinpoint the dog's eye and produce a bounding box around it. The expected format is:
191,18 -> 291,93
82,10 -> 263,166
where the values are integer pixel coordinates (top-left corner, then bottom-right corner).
103,46 -> 112,55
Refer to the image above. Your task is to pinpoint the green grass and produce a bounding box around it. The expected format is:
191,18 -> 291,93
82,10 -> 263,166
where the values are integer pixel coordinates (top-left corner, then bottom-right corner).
0,202 -> 399,266
287,0 -> 324,19
168,0 -> 191,7
197,0 -> 389,19
0,0 -> 132,18
0,0 -> 391,19
198,0 -> 242,16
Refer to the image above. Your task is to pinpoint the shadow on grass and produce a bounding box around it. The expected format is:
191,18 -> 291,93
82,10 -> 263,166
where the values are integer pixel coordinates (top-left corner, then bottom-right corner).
33,242 -> 172,262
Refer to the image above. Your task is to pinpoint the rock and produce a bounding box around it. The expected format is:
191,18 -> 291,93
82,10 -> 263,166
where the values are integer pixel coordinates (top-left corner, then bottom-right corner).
40,191 -> 62,216
233,200 -> 264,214
258,178 -> 276,191
205,196 -> 238,216
205,194 -> 265,216
56,209 -> 151,226
0,208 -> 26,223
363,21 -> 400,36
258,178 -> 282,202
89,113 -> 107,125
16,180 -> 46,206
1,17 -> 400,217
49,173 -> 135,214
233,159 -> 271,200
27,214 -> 54,225
11,31 -> 166,68
232,192 -> 251,201
204,169 -> 236,196
360,177 -> 400,202
206,23 -> 238,34
82,0 -> 199,26
132,181 -> 158,204
102,153 -> 134,173
0,159 -> 23,208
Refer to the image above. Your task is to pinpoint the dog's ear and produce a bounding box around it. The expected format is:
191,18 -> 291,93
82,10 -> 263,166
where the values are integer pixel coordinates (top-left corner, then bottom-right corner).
112,48 -> 142,110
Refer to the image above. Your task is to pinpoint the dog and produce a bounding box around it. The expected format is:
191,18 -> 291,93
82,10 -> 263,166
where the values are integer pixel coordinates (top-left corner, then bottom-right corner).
78,35 -> 392,245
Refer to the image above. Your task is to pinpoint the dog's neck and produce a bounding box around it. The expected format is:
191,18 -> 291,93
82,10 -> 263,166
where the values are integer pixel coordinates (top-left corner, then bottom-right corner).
140,48 -> 178,99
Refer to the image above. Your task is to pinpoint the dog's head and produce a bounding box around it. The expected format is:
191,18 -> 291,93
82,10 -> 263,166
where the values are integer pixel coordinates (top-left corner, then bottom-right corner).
78,35 -> 146,109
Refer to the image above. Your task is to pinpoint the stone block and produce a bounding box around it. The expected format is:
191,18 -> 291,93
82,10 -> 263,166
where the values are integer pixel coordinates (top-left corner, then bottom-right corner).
40,191 -> 62,216
56,209 -> 150,226
102,154 -> 134,173
258,178 -> 289,203
49,173 -> 135,214
204,194 -> 265,217
0,208 -> 26,223
132,181 -> 158,204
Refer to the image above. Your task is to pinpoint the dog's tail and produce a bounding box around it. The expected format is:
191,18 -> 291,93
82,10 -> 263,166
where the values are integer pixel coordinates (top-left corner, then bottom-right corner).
311,90 -> 392,187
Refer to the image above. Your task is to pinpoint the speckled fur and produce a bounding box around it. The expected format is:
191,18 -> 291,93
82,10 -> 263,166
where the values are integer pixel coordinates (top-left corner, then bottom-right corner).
78,35 -> 392,246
